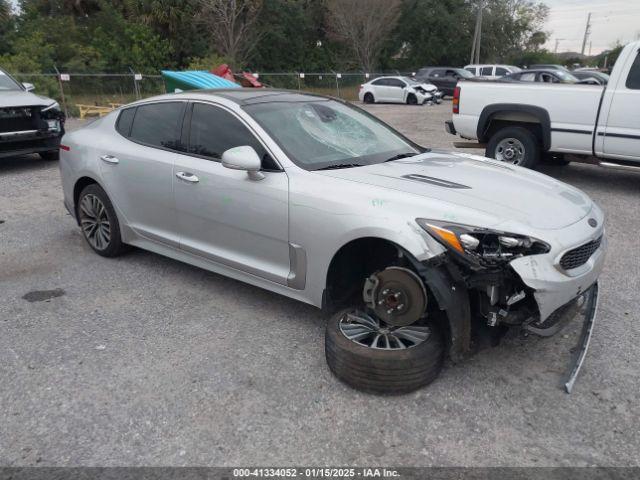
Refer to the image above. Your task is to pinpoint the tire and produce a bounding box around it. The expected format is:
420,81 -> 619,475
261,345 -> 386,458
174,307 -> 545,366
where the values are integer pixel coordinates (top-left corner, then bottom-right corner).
486,126 -> 540,168
77,183 -> 128,257
325,309 -> 444,394
363,92 -> 375,104
406,94 -> 418,105
39,150 -> 59,161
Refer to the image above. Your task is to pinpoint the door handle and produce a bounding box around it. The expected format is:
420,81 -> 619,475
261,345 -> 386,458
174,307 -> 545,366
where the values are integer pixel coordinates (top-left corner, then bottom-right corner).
100,154 -> 119,164
175,171 -> 199,183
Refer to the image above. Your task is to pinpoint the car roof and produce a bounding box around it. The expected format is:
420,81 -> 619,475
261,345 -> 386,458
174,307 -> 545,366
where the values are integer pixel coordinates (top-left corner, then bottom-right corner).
130,88 -> 334,107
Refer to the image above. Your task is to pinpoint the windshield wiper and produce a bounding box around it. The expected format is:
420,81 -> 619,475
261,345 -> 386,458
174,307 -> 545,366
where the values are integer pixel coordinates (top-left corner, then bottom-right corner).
315,163 -> 364,171
384,153 -> 418,162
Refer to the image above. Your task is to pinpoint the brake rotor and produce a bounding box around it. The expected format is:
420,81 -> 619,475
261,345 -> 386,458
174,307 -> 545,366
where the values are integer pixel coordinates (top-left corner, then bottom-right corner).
363,267 -> 427,327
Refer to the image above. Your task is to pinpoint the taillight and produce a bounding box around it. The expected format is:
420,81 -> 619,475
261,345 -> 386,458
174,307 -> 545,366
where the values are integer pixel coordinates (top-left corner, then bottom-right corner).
452,86 -> 461,114
60,144 -> 70,151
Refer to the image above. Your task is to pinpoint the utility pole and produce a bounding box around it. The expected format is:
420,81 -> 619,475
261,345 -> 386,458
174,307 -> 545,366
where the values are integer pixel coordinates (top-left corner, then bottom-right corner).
589,41 -> 592,56
581,12 -> 592,56
469,1 -> 483,64
554,38 -> 565,54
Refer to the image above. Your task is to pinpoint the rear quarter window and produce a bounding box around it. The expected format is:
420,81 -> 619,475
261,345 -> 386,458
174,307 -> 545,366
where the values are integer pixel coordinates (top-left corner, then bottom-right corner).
115,107 -> 136,137
625,52 -> 640,89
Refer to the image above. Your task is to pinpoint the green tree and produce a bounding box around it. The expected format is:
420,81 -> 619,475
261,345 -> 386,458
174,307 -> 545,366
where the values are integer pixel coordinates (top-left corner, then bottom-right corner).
382,0 -> 474,69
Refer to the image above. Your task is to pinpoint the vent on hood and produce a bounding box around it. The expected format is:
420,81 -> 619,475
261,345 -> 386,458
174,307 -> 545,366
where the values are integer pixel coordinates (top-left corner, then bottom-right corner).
401,174 -> 471,189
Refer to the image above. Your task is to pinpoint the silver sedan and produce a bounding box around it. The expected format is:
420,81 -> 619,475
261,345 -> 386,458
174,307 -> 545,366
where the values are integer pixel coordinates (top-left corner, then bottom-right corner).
59,89 -> 606,394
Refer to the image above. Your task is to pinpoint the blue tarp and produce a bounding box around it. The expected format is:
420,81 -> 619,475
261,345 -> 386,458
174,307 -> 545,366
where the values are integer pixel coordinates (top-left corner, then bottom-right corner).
161,70 -> 240,91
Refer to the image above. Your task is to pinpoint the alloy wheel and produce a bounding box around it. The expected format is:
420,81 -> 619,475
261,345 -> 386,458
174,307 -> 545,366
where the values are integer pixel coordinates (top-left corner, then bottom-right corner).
339,310 -> 431,350
79,193 -> 111,250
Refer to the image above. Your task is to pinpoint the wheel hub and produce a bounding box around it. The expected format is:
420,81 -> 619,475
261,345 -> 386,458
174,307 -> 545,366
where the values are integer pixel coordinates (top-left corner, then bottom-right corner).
363,267 -> 427,327
495,137 -> 525,164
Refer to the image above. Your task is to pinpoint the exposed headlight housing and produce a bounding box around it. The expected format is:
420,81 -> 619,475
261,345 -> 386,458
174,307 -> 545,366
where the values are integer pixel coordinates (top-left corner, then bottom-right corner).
416,219 -> 550,267
41,101 -> 60,112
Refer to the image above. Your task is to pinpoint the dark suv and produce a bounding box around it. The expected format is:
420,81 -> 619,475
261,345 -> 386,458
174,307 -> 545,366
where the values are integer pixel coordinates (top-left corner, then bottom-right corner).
0,67 -> 65,161
414,67 -> 474,97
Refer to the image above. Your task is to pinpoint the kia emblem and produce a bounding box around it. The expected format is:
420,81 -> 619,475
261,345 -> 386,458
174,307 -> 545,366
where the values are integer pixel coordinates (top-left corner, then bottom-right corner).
588,218 -> 597,228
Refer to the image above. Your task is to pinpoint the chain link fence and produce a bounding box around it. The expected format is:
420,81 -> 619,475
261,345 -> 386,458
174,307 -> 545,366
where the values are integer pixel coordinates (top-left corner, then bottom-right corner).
12,71 -> 414,118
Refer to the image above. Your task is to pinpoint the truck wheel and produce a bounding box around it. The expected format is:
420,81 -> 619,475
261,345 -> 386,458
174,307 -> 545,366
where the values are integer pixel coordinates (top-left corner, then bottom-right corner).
39,150 -> 60,161
325,309 -> 444,394
363,92 -> 375,104
77,184 -> 128,257
486,127 -> 540,168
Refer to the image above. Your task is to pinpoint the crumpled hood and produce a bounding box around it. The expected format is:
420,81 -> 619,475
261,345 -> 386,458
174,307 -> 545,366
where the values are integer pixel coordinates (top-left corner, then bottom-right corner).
413,83 -> 437,92
317,151 -> 593,230
0,90 -> 57,109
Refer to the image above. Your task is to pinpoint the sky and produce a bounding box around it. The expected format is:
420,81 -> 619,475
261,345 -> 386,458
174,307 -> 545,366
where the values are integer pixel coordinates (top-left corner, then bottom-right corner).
542,0 -> 640,55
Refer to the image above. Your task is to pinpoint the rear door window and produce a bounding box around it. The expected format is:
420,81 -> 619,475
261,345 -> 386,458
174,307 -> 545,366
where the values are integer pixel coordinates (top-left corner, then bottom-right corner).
481,66 -> 493,76
387,78 -> 405,88
371,78 -> 386,86
129,102 -> 185,150
626,52 -> 640,89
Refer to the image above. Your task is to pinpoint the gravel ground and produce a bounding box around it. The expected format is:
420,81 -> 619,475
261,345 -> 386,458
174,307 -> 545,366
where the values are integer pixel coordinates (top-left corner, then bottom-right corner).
1,103 -> 639,467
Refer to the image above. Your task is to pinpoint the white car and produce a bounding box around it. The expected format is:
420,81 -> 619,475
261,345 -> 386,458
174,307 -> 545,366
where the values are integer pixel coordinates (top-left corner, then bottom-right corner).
358,76 -> 442,105
464,64 -> 521,79
449,40 -> 640,170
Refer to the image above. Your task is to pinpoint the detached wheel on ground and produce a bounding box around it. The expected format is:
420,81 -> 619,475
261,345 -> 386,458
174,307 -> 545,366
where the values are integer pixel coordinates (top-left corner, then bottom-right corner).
77,183 -> 128,257
39,150 -> 59,161
406,93 -> 418,105
363,92 -> 375,104
486,126 -> 540,169
325,309 -> 444,394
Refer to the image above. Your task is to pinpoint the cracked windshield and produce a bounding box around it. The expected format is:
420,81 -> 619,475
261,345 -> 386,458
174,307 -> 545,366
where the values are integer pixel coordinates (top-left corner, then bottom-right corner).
245,100 -> 420,170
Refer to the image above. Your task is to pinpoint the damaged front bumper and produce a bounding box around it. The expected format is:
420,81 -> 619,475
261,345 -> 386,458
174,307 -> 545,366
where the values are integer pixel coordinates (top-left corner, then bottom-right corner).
524,281 -> 599,392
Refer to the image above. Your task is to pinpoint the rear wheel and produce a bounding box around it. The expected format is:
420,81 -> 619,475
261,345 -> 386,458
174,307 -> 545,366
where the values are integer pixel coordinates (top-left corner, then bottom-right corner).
486,126 -> 540,168
325,309 -> 444,394
77,184 -> 128,257
363,92 -> 375,104
39,150 -> 59,161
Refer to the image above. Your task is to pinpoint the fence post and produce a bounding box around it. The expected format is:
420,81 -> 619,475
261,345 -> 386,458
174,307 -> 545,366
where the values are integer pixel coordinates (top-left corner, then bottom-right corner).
53,66 -> 69,118
129,67 -> 141,100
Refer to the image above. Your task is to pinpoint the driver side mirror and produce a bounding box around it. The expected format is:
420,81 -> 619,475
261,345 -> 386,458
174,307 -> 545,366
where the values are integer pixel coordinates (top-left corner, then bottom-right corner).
221,145 -> 265,181
22,82 -> 35,92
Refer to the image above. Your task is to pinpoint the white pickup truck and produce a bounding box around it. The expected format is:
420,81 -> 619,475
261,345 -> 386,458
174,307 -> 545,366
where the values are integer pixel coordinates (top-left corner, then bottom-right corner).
446,40 -> 640,170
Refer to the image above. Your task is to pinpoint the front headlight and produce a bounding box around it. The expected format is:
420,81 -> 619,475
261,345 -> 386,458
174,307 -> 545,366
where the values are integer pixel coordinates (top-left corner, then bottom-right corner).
416,219 -> 550,267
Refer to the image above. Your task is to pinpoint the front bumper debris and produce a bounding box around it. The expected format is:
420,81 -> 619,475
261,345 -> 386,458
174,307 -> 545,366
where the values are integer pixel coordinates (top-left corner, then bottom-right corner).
525,282 -> 599,393
562,282 -> 598,393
